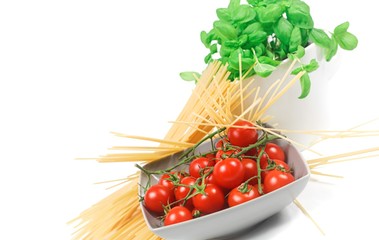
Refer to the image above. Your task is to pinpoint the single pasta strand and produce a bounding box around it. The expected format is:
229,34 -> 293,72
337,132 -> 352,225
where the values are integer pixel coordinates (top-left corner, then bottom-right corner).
293,199 -> 325,236
307,146 -> 379,165
310,170 -> 344,178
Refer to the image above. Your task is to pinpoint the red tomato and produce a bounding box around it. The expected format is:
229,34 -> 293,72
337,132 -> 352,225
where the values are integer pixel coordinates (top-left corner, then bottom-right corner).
264,170 -> 295,193
205,153 -> 216,161
228,184 -> 261,207
164,206 -> 193,226
192,184 -> 225,214
245,147 -> 258,157
215,149 -> 238,160
144,184 -> 175,213
215,138 -> 229,149
158,172 -> 184,192
204,171 -> 217,185
260,158 -> 290,180
174,176 -> 196,209
241,158 -> 258,185
213,158 -> 245,189
189,157 -> 215,178
227,120 -> 258,147
262,143 -> 286,162
272,159 -> 290,171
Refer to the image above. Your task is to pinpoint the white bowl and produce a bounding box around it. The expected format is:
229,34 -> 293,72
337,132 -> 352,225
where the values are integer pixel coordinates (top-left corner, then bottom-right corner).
139,139 -> 310,240
241,43 -> 341,147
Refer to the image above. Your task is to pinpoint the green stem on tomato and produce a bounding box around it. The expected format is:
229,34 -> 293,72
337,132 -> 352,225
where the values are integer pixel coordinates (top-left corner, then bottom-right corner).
233,133 -> 279,158
137,127 -> 226,187
256,143 -> 266,195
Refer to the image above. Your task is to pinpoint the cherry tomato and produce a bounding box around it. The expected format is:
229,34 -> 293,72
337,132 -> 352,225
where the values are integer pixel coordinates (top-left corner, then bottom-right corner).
227,120 -> 258,147
215,138 -> 229,149
144,184 -> 175,213
262,143 -> 286,162
215,149 -> 238,160
205,153 -> 216,161
260,158 -> 290,180
164,206 -> 193,226
158,172 -> 184,192
245,147 -> 257,157
174,176 -> 196,209
272,159 -> 290,171
228,184 -> 261,207
241,158 -> 258,185
192,184 -> 225,214
213,158 -> 245,189
189,157 -> 215,178
205,175 -> 217,186
264,170 -> 295,193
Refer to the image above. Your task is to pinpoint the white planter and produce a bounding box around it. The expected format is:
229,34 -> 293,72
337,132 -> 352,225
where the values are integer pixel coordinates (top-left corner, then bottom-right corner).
242,43 -> 341,147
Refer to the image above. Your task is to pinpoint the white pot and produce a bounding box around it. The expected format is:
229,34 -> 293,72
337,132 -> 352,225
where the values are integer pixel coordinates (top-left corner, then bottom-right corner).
242,43 -> 341,147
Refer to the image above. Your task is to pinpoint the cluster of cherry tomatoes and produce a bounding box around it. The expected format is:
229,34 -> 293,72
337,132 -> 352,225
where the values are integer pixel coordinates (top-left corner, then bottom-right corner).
142,120 -> 295,227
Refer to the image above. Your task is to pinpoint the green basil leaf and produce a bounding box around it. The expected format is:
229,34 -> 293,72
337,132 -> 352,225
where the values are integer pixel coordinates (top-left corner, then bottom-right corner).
238,34 -> 248,46
288,53 -> 296,61
296,45 -> 305,58
180,72 -> 201,82
200,30 -> 217,48
228,49 -> 255,71
309,28 -> 331,49
286,0 -> 314,29
213,21 -> 238,41
204,53 -> 213,64
228,0 -> 241,12
247,31 -> 267,46
242,22 -> 264,35
275,45 -> 287,59
247,0 -> 261,5
335,32 -> 358,50
300,28 -> 310,46
289,26 -> 302,52
291,66 -> 303,75
220,57 -> 229,65
304,59 -> 319,73
266,50 -> 275,59
232,5 -> 256,23
210,44 -> 218,54
258,56 -> 281,66
216,8 -> 232,22
254,44 -> 266,57
242,49 -> 254,59
298,72 -> 311,99
220,44 -> 236,57
200,31 -> 210,48
224,40 -> 240,48
254,63 -> 276,77
334,21 -> 349,35
325,34 -> 338,61
256,4 -> 284,23
274,17 -> 293,45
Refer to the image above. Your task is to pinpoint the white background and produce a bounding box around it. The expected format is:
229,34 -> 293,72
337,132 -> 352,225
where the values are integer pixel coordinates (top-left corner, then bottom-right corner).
0,0 -> 378,239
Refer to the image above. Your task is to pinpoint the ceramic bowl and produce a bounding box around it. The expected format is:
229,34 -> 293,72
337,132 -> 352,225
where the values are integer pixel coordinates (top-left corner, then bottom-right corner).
139,139 -> 310,240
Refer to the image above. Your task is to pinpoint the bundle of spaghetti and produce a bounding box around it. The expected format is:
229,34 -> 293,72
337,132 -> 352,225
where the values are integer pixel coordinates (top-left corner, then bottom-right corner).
71,61 -> 307,239
163,61 -> 232,144
70,173 -> 161,240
